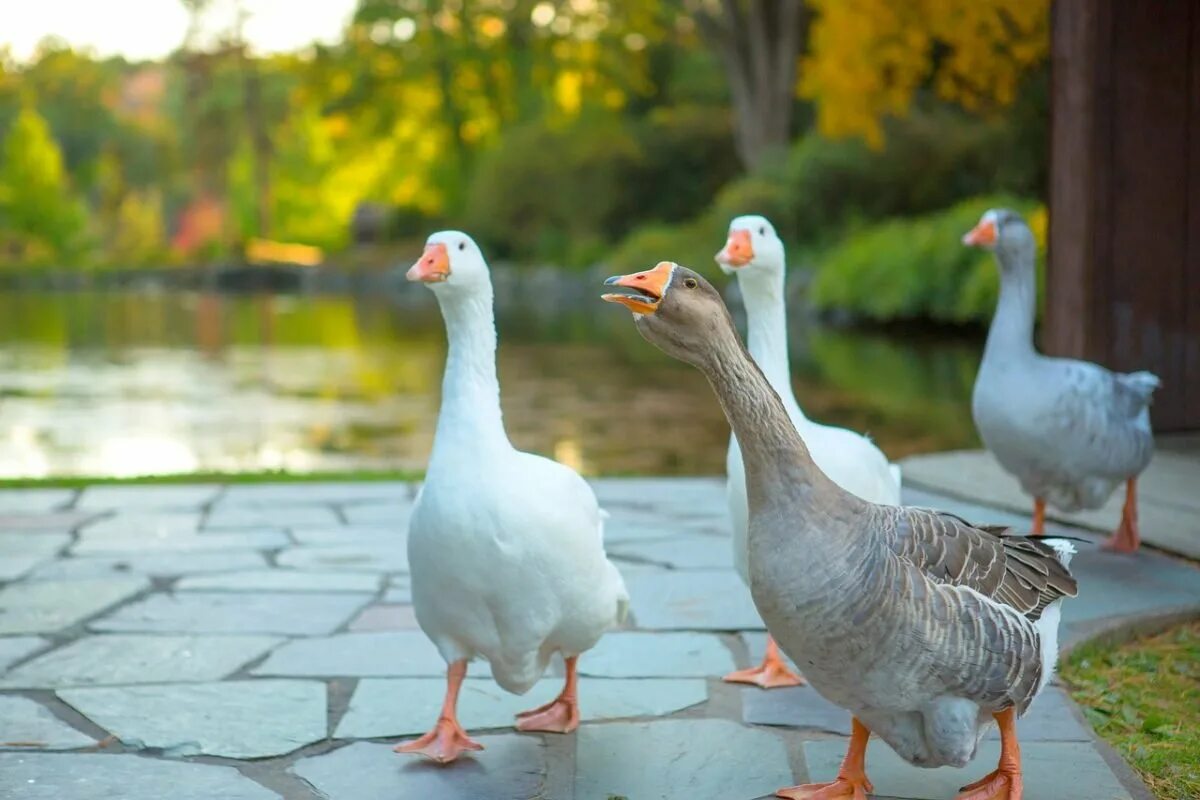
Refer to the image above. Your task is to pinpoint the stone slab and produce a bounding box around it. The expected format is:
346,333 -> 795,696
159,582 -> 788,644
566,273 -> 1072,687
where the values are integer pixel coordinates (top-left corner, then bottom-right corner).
252,631 -> 444,677
0,752 -> 281,800
609,536 -> 734,569
335,677 -> 707,738
177,570 -> 380,593
0,489 -> 74,513
625,569 -> 764,631
0,532 -> 70,556
58,680 -> 326,758
575,718 -> 793,800
1061,545 -> 1200,626
276,543 -> 407,573
0,636 -> 47,673
0,556 -> 45,582
384,575 -> 411,604
205,505 -> 341,529
219,481 -> 409,506
0,578 -> 148,635
579,631 -> 736,677
288,526 -> 403,547
27,552 -> 267,581
0,511 -> 98,533
0,634 -> 283,688
72,530 -> 288,555
292,737 -> 544,800
90,591 -> 367,636
79,513 -> 200,538
802,739 -> 1131,800
901,449 -> 1200,559
340,502 -> 412,527
348,604 -> 420,631
0,696 -> 95,750
75,485 -> 221,512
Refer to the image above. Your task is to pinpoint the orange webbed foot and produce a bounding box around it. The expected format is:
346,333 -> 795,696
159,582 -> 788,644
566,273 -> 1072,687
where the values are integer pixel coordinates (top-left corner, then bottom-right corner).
955,766 -> 1022,799
1101,519 -> 1140,553
394,717 -> 484,764
724,637 -> 805,688
775,775 -> 874,799
515,696 -> 580,733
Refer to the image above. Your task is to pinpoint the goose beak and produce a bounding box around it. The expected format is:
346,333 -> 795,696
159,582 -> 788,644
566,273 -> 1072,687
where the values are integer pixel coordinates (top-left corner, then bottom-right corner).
715,229 -> 753,267
407,243 -> 451,282
962,220 -> 997,248
602,261 -> 674,315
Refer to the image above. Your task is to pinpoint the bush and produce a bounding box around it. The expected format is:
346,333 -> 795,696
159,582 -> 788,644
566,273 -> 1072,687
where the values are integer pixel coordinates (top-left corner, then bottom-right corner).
809,196 -> 1046,324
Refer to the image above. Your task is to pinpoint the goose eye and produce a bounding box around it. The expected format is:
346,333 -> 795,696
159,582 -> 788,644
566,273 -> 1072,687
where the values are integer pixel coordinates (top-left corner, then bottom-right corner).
758,227 -> 765,236
458,242 -> 466,251
683,277 -> 698,289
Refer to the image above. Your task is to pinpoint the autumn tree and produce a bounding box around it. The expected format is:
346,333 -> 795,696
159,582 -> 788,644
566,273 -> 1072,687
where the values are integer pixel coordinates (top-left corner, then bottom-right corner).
0,105 -> 87,265
800,0 -> 1049,147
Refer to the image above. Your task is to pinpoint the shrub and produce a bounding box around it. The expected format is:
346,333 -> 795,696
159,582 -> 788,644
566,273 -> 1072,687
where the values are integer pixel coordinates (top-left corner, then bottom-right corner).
809,196 -> 1046,324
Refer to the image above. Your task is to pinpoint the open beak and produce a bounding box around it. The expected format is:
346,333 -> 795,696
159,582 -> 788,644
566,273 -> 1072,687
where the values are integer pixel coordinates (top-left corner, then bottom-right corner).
715,229 -> 753,267
962,219 -> 997,248
407,243 -> 450,282
602,261 -> 674,315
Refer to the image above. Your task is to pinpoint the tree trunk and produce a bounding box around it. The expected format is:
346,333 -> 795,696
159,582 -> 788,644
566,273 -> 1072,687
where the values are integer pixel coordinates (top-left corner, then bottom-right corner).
695,0 -> 806,170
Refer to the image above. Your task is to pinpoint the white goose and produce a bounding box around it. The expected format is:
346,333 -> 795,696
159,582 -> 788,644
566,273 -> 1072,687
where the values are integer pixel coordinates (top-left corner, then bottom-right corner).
716,215 -> 902,688
397,231 -> 629,763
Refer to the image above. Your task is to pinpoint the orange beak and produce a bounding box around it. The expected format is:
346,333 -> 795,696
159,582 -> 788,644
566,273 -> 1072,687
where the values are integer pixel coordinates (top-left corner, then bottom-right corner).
602,261 -> 675,314
962,219 -> 997,248
715,229 -> 754,267
407,243 -> 450,282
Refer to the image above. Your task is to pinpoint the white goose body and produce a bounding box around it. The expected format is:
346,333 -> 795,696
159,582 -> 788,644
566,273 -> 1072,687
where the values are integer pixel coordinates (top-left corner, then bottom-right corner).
719,216 -> 901,586
407,232 -> 628,695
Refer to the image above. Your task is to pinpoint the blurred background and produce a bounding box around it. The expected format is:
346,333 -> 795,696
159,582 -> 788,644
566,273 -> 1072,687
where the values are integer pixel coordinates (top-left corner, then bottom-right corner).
0,0 -> 1053,479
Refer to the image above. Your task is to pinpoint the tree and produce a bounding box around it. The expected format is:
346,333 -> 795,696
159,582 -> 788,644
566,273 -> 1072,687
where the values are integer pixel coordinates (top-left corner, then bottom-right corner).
0,105 -> 87,264
689,0 -> 807,170
800,0 -> 1049,147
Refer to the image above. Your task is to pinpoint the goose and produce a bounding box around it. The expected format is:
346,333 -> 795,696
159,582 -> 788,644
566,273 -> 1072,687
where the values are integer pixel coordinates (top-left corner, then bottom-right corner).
603,262 -> 1077,800
716,215 -> 902,688
963,209 -> 1158,552
398,231 -> 629,763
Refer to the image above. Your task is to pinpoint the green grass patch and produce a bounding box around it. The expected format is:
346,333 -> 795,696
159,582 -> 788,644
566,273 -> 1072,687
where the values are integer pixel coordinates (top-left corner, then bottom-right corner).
1062,620 -> 1200,799
0,469 -> 424,489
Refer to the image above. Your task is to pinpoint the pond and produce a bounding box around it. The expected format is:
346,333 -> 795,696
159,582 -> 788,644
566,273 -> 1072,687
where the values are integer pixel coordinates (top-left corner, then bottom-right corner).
0,286 -> 982,478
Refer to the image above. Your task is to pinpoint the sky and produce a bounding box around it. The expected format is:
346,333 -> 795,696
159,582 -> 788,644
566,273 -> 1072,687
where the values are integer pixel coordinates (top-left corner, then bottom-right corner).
2,0 -> 358,62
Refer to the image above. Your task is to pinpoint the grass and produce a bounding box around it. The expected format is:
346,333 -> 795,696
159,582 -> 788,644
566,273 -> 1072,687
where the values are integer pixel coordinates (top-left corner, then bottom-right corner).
1061,620 -> 1200,799
0,469 -> 423,489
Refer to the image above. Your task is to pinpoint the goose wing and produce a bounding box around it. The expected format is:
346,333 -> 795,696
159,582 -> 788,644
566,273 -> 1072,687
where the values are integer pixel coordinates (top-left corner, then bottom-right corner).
881,506 -> 1078,620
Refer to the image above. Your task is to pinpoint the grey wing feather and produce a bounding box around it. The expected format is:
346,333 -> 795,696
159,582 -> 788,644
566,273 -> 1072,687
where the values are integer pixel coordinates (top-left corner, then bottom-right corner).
881,506 -> 1078,621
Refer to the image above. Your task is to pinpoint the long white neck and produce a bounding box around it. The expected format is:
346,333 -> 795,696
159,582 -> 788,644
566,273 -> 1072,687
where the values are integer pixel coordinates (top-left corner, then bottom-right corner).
737,264 -> 806,420
430,285 -> 511,462
983,243 -> 1038,366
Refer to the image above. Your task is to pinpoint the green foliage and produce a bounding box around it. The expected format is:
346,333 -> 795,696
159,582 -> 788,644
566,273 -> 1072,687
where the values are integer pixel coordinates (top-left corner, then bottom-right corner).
809,196 -> 1044,324
0,105 -> 88,265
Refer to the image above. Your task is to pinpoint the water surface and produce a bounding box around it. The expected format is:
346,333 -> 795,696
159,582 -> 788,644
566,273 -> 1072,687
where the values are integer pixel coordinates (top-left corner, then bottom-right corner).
0,288 -> 981,478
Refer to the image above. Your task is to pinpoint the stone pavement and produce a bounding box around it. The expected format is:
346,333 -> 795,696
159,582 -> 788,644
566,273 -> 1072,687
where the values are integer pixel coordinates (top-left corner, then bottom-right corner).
0,478 -> 1197,800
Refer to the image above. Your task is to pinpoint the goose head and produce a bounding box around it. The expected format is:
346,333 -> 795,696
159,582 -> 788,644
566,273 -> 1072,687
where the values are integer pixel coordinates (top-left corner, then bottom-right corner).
407,230 -> 490,294
715,215 -> 785,279
602,261 -> 735,368
962,209 -> 1035,275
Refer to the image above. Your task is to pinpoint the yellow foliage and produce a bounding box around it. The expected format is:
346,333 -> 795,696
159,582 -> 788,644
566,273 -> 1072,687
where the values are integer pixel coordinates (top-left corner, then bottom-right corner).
801,0 -> 1049,147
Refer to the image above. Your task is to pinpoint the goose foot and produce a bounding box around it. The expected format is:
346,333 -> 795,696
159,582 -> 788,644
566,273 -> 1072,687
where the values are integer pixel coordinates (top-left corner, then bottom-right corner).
955,707 -> 1022,799
395,659 -> 483,763
724,636 -> 805,688
394,717 -> 484,763
516,655 -> 580,734
777,717 -> 872,799
954,767 -> 1022,799
1102,478 -> 1140,553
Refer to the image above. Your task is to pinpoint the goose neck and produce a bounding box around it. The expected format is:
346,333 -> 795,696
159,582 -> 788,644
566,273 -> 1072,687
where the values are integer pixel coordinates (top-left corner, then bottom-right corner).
984,245 -> 1038,364
738,268 -> 797,404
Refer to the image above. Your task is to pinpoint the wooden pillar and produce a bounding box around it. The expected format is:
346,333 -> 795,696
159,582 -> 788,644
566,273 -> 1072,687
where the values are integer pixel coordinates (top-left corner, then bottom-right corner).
1047,0 -> 1200,430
